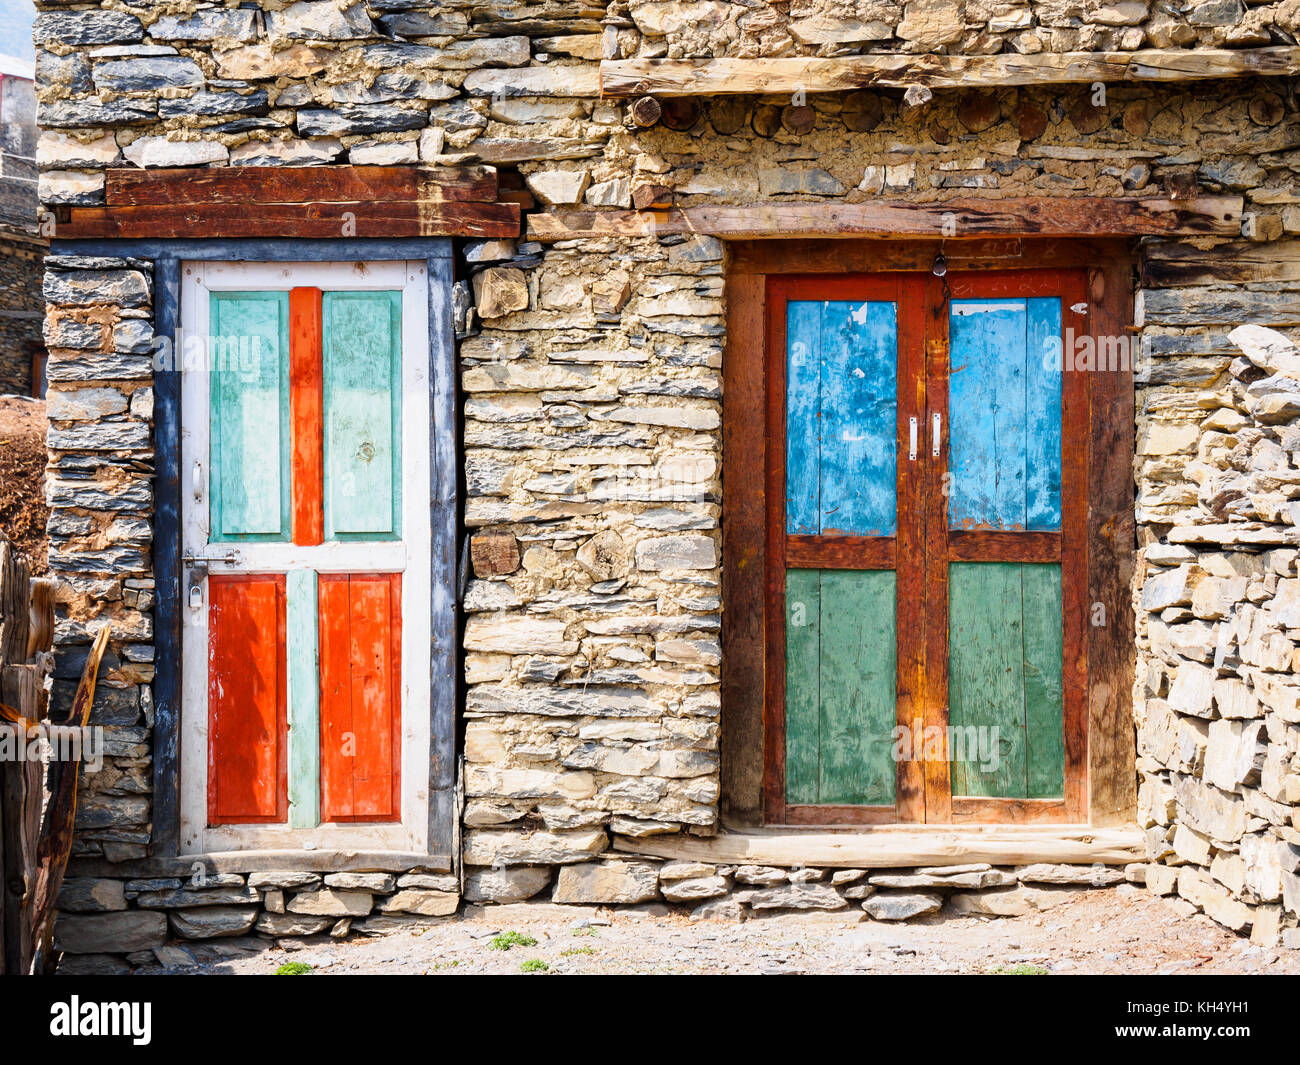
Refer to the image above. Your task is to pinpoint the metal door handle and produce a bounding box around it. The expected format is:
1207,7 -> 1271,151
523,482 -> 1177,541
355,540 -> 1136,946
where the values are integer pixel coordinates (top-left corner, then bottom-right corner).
183,549 -> 241,567
932,413 -> 941,457
192,461 -> 203,501
908,417 -> 917,461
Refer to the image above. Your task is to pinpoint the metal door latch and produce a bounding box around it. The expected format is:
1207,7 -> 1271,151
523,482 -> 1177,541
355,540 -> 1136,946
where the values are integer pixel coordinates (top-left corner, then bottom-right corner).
182,550 -> 241,610
908,417 -> 918,461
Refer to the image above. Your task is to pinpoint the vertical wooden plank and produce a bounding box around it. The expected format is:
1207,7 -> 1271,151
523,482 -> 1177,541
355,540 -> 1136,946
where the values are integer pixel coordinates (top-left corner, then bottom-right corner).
922,276 -> 952,822
322,290 -> 402,540
784,300 -> 821,535
1023,562 -> 1065,798
947,562 -> 1026,798
319,573 -> 402,822
764,277 -> 790,823
317,574 -> 352,820
784,568 -> 821,804
817,570 -> 897,805
819,301 -> 898,536
289,286 -> 324,546
894,275 -> 926,823
948,300 -> 1028,530
210,291 -> 291,541
207,574 -> 287,823
1025,298 -> 1063,531
152,256 -> 181,856
722,271 -> 767,825
1086,262 -> 1136,825
426,248 -> 458,858
286,568 -> 320,828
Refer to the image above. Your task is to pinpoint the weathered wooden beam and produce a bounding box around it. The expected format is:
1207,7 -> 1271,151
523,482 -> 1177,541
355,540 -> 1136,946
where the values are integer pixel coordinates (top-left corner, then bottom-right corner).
601,47 -> 1300,97
528,196 -> 1241,242
57,199 -> 521,240
106,165 -> 499,207
1142,239 -> 1300,287
612,827 -> 1145,867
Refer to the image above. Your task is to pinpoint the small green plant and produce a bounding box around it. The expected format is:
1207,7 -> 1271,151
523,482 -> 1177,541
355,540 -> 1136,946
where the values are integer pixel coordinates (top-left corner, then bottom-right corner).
519,958 -> 549,973
988,962 -> 1049,976
429,959 -> 460,971
489,930 -> 537,951
561,946 -> 595,957
275,962 -> 314,976
570,927 -> 597,938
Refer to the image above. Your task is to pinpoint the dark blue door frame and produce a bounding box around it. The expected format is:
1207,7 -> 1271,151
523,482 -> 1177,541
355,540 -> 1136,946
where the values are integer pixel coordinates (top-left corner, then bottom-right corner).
52,238 -> 460,866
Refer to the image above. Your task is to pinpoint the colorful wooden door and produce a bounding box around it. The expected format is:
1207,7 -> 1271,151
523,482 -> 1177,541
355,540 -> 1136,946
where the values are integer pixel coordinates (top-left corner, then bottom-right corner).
768,270 -> 1087,824
179,261 -> 432,853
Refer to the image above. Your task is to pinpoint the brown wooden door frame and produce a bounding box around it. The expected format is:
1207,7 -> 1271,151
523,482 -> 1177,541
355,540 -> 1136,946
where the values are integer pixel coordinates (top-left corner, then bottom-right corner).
720,238 -> 1138,829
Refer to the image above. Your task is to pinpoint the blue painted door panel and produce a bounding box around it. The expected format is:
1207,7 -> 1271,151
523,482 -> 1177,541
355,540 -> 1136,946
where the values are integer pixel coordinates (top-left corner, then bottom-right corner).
948,298 -> 1062,532
785,300 -> 898,536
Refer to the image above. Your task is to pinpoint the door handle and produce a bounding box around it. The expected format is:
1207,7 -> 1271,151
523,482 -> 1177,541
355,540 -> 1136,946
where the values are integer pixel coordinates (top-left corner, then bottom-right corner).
192,461 -> 203,501
931,413 -> 941,457
908,417 -> 917,461
183,549 -> 241,567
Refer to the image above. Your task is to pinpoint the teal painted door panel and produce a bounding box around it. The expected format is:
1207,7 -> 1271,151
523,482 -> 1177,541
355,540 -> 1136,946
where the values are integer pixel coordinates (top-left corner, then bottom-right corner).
785,568 -> 897,806
209,291 -> 291,542
948,298 -> 1062,532
947,561 -> 1064,799
785,300 -> 898,536
322,290 -> 403,541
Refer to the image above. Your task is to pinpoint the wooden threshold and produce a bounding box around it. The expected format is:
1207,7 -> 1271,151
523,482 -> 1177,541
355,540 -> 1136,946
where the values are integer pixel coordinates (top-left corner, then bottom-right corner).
64,849 -> 453,879
612,827 -> 1143,868
528,196 -> 1241,242
600,47 -> 1300,97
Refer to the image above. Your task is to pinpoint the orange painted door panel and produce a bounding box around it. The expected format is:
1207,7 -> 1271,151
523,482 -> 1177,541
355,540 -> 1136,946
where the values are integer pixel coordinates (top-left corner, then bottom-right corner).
207,574 -> 287,824
318,573 -> 402,822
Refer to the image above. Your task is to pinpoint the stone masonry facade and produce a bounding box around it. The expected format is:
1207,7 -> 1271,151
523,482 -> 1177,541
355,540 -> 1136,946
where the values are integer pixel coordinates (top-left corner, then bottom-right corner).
31,0 -> 1300,968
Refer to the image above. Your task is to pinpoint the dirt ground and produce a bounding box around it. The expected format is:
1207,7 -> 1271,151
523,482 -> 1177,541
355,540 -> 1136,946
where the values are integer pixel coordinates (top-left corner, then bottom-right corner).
0,394 -> 48,574
138,887 -> 1298,976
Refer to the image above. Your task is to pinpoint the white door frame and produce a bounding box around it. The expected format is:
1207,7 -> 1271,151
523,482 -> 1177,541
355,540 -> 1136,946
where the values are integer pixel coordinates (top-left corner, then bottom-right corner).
178,259 -> 432,854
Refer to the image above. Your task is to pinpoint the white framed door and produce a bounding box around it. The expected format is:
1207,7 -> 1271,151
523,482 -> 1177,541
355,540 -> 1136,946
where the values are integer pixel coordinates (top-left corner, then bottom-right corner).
178,260 -> 431,853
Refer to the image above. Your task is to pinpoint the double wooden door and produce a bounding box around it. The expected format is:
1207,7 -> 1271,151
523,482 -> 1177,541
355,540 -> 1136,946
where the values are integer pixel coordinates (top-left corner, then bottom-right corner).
767,269 -> 1089,824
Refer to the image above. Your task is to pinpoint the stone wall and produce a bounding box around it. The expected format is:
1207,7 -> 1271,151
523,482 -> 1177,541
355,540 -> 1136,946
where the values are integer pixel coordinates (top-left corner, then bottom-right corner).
1134,323 -> 1300,948
32,0 -> 1300,964
613,0 -> 1291,59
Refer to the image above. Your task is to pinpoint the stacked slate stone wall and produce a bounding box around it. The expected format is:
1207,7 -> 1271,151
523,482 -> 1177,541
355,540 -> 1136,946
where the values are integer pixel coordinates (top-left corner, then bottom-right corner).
612,0 -> 1291,58
31,0 -> 1300,967
1134,324 -> 1300,950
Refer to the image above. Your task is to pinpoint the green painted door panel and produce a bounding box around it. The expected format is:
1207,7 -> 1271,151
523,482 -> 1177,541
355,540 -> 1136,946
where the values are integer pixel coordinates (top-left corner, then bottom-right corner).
785,569 -> 896,806
322,290 -> 403,541
209,291 -> 291,541
948,561 -> 1064,799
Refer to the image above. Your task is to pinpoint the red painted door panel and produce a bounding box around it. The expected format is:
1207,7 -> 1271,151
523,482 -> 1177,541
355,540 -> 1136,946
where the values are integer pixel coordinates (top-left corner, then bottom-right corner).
207,574 -> 287,824
318,573 -> 402,822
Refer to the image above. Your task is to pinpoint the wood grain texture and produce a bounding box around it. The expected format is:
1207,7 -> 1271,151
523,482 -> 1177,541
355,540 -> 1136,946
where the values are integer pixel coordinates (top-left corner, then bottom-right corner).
721,272 -> 766,825
207,574 -> 287,825
58,200 -> 520,240
209,291 -> 291,542
318,573 -> 402,823
729,238 -> 1133,276
612,826 -> 1145,867
151,256 -> 182,856
528,198 -> 1241,242
322,290 -> 402,541
1087,264 -> 1139,826
287,569 -> 320,830
289,286 -> 324,546
600,47 -> 1300,96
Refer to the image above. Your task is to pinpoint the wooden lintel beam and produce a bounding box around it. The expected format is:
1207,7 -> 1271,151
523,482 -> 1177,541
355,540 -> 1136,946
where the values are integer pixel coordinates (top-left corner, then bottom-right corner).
527,196 -> 1242,242
600,46 -> 1300,97
57,199 -> 521,240
105,165 -> 499,207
